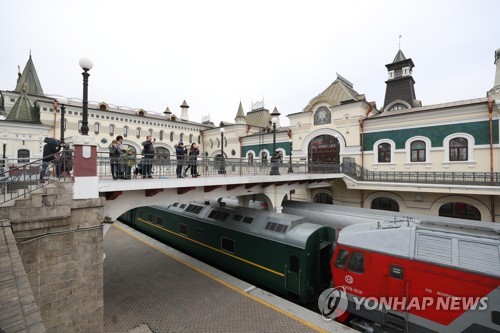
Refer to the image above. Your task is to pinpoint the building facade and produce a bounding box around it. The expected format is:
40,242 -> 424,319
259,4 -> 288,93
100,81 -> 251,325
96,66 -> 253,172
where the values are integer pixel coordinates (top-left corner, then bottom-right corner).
1,48 -> 499,221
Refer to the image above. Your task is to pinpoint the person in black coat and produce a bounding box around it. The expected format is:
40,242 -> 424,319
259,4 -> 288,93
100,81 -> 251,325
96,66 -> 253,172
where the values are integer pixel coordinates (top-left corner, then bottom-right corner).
40,140 -> 63,183
183,143 -> 200,177
141,135 -> 156,178
175,141 -> 186,178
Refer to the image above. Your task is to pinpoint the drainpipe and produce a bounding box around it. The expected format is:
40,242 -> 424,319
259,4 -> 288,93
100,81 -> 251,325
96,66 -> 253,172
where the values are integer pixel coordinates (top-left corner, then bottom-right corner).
358,103 -> 374,208
488,99 -> 495,221
238,136 -> 243,177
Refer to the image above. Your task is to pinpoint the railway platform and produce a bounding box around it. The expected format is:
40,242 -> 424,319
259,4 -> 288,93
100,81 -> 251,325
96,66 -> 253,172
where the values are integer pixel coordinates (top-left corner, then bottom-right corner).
103,221 -> 355,333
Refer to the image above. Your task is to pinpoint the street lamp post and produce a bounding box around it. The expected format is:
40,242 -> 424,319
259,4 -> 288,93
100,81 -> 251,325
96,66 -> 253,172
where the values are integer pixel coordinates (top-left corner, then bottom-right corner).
270,117 -> 280,175
79,58 -> 93,136
287,138 -> 293,173
57,97 -> 68,143
218,127 -> 226,174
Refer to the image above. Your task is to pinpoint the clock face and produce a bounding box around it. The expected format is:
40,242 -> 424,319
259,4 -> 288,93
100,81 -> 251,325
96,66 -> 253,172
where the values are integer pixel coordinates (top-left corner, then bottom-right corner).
253,101 -> 262,109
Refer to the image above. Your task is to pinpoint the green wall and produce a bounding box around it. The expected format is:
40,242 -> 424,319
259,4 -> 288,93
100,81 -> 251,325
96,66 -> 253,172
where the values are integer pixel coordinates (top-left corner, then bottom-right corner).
363,120 -> 499,151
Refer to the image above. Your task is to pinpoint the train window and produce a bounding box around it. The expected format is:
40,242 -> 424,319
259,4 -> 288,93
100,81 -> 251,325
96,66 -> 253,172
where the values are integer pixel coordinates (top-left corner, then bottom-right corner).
389,265 -> 403,279
348,252 -> 365,274
147,214 -> 153,222
180,204 -> 187,209
335,249 -> 349,268
492,311 -> 500,325
156,217 -> 163,226
221,237 -> 235,253
290,255 -> 299,273
179,224 -> 188,236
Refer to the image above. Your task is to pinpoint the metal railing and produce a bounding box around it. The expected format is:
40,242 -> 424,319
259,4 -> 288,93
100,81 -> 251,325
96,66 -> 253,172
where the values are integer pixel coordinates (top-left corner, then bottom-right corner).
0,151 -> 74,205
344,163 -> 500,186
96,153 -> 338,178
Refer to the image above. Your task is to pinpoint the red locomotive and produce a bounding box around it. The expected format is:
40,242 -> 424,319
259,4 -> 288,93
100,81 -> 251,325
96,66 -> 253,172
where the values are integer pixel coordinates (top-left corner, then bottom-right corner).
330,218 -> 500,333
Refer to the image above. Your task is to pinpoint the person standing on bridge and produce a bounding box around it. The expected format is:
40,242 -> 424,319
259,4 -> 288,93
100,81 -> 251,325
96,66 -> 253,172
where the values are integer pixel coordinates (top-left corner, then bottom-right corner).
141,136 -> 155,179
40,138 -> 64,183
176,141 -> 186,178
183,142 -> 200,177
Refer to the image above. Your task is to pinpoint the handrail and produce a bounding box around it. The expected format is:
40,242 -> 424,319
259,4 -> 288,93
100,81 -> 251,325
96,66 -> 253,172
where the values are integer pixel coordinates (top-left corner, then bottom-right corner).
0,150 -> 74,205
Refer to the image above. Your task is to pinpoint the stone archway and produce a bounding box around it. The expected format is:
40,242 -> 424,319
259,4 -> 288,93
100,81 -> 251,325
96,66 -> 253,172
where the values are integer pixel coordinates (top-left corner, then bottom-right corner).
308,134 -> 340,172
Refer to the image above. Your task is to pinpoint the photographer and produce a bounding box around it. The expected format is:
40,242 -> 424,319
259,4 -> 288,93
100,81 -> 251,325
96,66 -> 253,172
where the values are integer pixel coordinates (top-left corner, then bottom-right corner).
141,136 -> 156,179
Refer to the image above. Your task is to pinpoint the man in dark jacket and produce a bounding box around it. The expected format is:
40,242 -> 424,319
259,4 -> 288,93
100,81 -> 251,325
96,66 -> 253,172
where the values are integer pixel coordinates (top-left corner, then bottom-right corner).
175,141 -> 186,178
40,139 -> 63,183
141,136 -> 155,178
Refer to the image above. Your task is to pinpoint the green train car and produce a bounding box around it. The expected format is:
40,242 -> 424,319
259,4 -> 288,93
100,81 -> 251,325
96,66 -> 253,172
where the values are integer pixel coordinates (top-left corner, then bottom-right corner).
118,202 -> 335,306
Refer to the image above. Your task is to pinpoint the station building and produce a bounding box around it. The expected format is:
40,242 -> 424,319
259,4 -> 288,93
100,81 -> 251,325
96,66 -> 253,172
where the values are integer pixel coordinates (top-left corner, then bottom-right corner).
1,47 -> 499,221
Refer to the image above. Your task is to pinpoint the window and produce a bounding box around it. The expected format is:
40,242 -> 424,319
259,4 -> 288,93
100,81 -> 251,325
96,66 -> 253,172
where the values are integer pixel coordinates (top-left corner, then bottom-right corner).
371,197 -> 400,212
136,127 -> 141,138
221,237 -> 235,253
248,153 -> 254,165
78,120 -> 82,133
109,125 -> 115,136
290,255 -> 299,273
123,126 -> 129,138
378,143 -> 391,163
335,249 -> 349,268
207,210 -> 229,221
17,149 -> 30,163
265,221 -> 288,233
439,202 -> 481,220
147,214 -> 153,222
179,224 -> 188,236
389,103 -> 407,111
449,137 -> 468,161
159,130 -> 164,141
262,152 -> 268,164
189,134 -> 193,143
411,140 -> 426,162
148,129 -> 153,137
94,123 -> 100,134
180,133 -> 184,142
395,68 -> 402,77
170,131 -> 174,142
348,252 -> 364,273
156,217 -> 163,226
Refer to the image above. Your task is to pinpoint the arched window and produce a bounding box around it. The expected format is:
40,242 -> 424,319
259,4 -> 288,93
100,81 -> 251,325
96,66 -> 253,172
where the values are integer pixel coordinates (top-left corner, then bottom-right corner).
261,151 -> 268,164
94,123 -> 100,134
78,120 -> 82,133
123,126 -> 129,138
439,202 -> 480,220
371,197 -> 399,212
198,135 -> 201,144
411,140 -> 426,162
180,133 -> 184,142
216,138 -> 220,148
189,134 -> 193,143
314,193 -> 333,204
147,129 -> 153,137
449,138 -> 468,161
378,143 -> 391,163
248,153 -> 254,165
136,127 -> 141,138
109,124 -> 115,136
155,147 -> 170,161
170,131 -> 174,142
159,130 -> 164,141
389,103 -> 407,111
17,149 -> 30,163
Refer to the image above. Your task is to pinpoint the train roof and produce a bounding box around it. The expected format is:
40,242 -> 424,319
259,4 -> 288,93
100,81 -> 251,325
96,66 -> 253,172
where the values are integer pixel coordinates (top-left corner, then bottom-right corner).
150,202 -> 329,249
337,219 -> 500,277
282,200 -> 493,224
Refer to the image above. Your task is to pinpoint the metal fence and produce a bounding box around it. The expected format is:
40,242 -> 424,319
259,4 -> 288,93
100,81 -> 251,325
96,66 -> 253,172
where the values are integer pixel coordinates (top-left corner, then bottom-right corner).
344,163 -> 500,186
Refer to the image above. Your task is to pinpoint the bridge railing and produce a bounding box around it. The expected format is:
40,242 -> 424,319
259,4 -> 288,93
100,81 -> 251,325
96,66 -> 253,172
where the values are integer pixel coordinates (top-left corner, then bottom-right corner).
0,150 -> 74,205
96,153 -> 339,178
345,163 -> 500,186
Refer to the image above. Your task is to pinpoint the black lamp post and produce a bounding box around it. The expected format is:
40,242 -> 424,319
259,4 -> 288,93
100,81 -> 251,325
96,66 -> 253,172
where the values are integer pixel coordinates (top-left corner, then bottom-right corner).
57,97 -> 68,143
270,117 -> 280,175
218,127 -> 226,174
79,58 -> 93,136
2,140 -> 6,168
287,139 -> 293,173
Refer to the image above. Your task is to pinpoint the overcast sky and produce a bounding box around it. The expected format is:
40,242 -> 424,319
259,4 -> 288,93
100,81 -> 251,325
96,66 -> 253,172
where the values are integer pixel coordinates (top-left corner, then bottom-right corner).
1,0 -> 499,126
